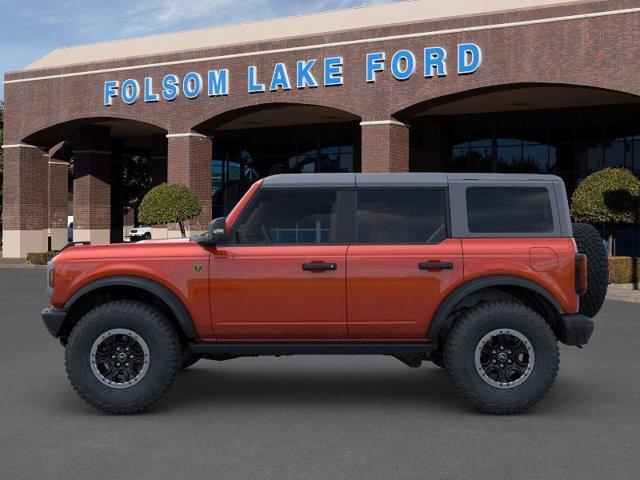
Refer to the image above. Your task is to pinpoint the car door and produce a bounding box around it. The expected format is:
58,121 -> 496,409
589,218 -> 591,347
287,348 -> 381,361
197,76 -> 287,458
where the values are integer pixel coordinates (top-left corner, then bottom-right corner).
346,187 -> 464,339
210,187 -> 349,340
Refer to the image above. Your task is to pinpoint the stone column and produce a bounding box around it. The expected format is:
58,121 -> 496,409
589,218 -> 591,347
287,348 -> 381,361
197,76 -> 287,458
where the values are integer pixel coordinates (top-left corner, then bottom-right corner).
48,144 -> 70,250
360,120 -> 410,173
1,144 -> 49,258
71,126 -> 112,244
166,132 -> 212,237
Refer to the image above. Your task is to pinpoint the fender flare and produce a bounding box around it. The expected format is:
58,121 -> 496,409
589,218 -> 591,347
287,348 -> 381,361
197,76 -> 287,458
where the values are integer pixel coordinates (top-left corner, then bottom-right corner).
64,275 -> 197,339
427,275 -> 564,341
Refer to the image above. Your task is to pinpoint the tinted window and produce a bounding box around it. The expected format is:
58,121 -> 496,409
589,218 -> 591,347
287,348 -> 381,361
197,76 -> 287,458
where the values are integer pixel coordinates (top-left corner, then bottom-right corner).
356,189 -> 447,243
232,189 -> 337,244
466,187 -> 554,233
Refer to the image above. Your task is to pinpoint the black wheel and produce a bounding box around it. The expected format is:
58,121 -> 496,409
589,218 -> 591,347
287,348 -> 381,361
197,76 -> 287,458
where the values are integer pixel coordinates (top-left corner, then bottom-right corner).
444,301 -> 559,414
143,232 -> 152,240
572,223 -> 608,318
65,300 -> 181,414
180,350 -> 200,371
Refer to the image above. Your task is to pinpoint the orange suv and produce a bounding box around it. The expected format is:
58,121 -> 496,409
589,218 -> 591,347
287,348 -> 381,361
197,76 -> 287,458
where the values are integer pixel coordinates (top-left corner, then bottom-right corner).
41,173 -> 607,414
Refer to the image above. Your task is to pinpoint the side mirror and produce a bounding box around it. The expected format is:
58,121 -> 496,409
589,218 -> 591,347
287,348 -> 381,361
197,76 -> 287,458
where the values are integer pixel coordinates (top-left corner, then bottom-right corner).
197,217 -> 227,246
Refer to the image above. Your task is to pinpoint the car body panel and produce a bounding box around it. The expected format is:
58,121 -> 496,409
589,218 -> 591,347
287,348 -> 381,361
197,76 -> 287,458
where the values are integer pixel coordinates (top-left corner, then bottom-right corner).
346,240 -> 464,339
209,245 -> 348,340
50,240 -> 215,339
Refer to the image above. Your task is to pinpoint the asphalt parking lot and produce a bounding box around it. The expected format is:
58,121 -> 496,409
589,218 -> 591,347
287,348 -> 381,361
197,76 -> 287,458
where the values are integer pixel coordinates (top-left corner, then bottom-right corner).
1,268 -> 639,480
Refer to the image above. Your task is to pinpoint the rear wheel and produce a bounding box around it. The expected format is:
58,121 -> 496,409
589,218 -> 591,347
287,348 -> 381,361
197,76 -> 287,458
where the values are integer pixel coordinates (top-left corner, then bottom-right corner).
572,222 -> 608,318
65,300 -> 181,414
444,301 -> 559,414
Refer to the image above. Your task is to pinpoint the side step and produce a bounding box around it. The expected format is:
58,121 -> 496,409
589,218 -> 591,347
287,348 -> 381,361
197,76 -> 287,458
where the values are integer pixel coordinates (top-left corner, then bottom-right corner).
190,342 -> 436,358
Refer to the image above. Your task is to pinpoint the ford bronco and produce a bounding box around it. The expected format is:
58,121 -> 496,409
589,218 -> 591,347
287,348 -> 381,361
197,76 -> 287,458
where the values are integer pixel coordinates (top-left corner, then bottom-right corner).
41,173 -> 607,414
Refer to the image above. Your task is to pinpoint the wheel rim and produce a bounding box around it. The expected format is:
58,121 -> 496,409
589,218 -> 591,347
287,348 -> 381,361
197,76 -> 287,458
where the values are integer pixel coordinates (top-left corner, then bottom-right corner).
474,329 -> 534,389
90,329 -> 150,389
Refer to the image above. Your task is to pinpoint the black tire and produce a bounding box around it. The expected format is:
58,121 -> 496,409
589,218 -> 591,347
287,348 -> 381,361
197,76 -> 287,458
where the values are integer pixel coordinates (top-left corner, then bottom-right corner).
572,223 -> 608,318
65,300 -> 181,414
444,301 -> 559,414
143,232 -> 151,240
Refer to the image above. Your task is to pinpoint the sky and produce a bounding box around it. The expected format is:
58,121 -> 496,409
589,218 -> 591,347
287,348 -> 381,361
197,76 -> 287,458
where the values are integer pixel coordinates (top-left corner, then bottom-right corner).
0,0 -> 401,100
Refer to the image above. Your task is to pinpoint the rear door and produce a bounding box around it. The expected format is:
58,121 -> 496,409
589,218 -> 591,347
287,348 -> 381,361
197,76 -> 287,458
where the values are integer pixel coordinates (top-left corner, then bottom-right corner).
210,187 -> 350,340
346,187 -> 464,339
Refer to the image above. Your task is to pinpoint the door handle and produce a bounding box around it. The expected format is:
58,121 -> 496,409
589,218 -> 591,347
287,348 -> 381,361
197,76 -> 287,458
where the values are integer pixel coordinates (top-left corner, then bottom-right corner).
302,262 -> 337,272
419,261 -> 454,271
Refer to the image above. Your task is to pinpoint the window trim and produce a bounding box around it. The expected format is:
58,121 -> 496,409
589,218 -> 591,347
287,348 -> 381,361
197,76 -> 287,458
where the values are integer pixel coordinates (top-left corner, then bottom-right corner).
448,181 -> 562,238
351,187 -> 451,245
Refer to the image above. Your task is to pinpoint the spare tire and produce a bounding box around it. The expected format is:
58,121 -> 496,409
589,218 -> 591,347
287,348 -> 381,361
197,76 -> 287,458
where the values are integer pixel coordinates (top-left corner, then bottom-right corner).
572,223 -> 608,317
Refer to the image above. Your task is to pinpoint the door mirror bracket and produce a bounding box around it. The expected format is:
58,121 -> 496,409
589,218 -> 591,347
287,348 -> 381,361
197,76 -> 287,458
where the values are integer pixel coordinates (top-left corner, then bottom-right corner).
195,217 -> 227,246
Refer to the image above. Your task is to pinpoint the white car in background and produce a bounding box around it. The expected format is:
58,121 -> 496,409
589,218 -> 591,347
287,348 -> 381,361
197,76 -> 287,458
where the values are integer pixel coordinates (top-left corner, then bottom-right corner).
129,226 -> 152,242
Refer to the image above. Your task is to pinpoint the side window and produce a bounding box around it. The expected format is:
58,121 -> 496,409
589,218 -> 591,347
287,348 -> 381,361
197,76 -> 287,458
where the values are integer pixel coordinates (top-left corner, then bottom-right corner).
356,188 -> 447,243
466,187 -> 554,233
232,189 -> 338,244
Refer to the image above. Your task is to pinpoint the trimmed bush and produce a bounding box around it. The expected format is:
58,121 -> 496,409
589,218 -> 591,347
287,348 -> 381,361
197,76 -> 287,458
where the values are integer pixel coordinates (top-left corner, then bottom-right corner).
139,183 -> 202,237
571,168 -> 640,224
27,251 -> 56,265
608,256 -> 640,284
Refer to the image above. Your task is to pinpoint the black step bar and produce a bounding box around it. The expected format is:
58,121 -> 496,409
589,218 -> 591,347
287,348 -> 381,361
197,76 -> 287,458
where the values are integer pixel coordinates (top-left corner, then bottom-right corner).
191,342 -> 436,358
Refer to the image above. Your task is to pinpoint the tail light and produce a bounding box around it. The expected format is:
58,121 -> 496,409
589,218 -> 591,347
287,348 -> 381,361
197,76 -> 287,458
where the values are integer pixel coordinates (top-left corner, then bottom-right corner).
575,253 -> 588,295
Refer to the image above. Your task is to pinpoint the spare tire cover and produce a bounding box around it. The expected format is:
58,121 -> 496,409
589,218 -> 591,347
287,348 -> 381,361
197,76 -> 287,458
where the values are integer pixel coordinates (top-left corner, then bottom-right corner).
572,223 -> 608,318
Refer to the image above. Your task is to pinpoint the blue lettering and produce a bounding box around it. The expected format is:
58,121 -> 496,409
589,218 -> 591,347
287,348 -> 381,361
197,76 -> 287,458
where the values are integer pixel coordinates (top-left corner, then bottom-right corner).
183,72 -> 203,99
248,66 -> 265,93
207,69 -> 229,96
458,43 -> 482,74
324,57 -> 343,86
390,50 -> 415,81
366,52 -> 385,83
103,80 -> 119,106
144,77 -> 159,102
424,47 -> 447,77
270,63 -> 292,91
162,74 -> 179,101
296,60 -> 318,89
121,79 -> 140,105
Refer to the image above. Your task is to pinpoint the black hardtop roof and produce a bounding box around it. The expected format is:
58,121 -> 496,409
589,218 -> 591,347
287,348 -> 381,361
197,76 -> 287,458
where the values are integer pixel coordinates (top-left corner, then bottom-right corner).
261,172 -> 563,188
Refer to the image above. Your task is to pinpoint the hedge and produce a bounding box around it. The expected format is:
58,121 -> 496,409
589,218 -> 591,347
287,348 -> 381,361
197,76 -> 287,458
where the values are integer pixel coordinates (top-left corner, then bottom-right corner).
571,168 -> 640,224
27,251 -> 57,265
608,257 -> 640,284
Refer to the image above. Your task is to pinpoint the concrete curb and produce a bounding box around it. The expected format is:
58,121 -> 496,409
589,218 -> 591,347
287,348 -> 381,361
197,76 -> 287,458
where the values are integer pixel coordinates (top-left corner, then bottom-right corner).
606,286 -> 640,303
0,264 -> 45,269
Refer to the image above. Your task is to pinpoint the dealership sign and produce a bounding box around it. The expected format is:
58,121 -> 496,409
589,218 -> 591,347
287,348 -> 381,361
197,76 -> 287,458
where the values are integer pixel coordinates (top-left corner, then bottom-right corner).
103,43 -> 482,106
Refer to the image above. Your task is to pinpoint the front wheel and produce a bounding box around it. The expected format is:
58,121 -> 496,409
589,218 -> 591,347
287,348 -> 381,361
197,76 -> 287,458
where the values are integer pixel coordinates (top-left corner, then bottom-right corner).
444,301 -> 559,414
65,300 -> 182,414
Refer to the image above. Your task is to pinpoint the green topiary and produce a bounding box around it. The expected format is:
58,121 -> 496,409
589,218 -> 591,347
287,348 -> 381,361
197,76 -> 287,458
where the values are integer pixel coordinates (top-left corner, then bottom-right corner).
27,251 -> 56,265
138,183 -> 202,237
570,168 -> 640,224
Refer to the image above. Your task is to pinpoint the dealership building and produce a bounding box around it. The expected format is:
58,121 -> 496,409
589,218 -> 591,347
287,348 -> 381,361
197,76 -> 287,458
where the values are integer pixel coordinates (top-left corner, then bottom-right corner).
2,0 -> 640,257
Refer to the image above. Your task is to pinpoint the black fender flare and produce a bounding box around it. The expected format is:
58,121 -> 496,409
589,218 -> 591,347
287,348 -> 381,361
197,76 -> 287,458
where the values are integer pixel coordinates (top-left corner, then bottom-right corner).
427,275 -> 564,341
64,275 -> 197,339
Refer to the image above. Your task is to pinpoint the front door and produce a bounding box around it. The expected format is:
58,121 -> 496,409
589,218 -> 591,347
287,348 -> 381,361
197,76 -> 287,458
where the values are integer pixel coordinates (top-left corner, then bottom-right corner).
346,187 -> 464,339
210,188 -> 348,340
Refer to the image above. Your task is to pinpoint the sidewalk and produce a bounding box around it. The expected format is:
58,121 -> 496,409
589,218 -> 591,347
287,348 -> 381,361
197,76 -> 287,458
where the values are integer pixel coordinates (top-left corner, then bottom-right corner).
0,258 -> 43,268
607,284 -> 640,304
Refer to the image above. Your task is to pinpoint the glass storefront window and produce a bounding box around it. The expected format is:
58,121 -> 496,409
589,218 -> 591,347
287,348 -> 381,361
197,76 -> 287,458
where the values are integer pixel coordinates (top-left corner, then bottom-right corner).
439,105 -> 640,196
211,123 -> 358,217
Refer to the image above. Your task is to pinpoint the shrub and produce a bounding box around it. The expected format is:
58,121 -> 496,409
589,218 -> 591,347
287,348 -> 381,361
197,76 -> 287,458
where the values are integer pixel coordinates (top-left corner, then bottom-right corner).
27,251 -> 56,265
608,256 -> 640,284
139,183 -> 202,237
570,168 -> 640,224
